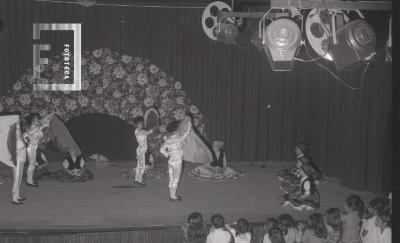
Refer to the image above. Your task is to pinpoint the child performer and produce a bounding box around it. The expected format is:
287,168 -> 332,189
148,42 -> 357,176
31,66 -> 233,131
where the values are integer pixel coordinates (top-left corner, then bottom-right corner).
189,140 -> 240,181
277,142 -> 309,182
281,165 -> 320,211
160,115 -> 191,201
23,112 -> 53,187
133,116 -> 153,186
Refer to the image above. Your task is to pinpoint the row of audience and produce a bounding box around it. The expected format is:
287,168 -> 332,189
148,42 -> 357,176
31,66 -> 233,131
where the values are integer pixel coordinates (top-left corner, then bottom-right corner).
181,194 -> 392,243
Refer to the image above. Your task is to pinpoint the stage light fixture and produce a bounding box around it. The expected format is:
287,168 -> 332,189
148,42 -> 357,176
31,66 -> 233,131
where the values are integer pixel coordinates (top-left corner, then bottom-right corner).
262,18 -> 301,71
305,8 -> 349,61
329,19 -> 376,71
215,21 -> 239,45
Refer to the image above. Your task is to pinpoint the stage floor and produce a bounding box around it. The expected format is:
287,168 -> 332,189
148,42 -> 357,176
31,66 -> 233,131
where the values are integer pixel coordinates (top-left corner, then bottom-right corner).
0,161 -> 375,231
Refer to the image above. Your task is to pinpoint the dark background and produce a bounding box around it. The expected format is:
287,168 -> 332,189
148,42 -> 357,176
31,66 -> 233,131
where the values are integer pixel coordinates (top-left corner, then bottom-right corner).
0,0 -> 393,192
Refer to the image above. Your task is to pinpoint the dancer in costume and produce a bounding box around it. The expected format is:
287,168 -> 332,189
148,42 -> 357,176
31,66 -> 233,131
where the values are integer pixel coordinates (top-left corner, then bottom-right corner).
280,156 -> 320,193
160,115 -> 191,201
22,112 -> 53,187
189,141 -> 241,181
277,142 -> 309,182
281,165 -> 320,211
133,116 -> 153,185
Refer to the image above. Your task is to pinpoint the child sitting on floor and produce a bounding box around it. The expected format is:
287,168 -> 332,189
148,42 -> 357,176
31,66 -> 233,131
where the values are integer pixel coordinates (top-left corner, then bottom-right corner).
277,142 -> 309,182
340,195 -> 364,243
206,214 -> 232,243
181,212 -> 209,243
324,208 -> 342,243
225,218 -> 251,243
189,141 -> 241,181
301,213 -> 327,243
263,218 -> 279,243
281,166 -> 320,211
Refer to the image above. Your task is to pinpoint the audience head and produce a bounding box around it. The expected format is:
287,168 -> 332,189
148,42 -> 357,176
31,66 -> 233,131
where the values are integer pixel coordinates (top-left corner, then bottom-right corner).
366,197 -> 387,218
211,214 -> 225,229
325,208 -> 342,231
375,206 -> 391,229
166,120 -> 181,134
308,213 -> 328,239
295,142 -> 309,156
268,227 -> 286,243
186,212 -> 207,243
345,194 -> 365,218
133,116 -> 144,128
278,214 -> 295,235
236,218 -> 250,236
264,218 -> 279,232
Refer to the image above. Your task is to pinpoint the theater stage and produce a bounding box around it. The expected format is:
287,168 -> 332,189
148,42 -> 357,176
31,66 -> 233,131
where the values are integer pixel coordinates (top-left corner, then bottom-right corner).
0,160 -> 375,232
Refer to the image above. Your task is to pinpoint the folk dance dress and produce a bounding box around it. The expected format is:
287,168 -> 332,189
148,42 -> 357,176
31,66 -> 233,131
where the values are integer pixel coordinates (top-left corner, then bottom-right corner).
134,128 -> 152,183
280,160 -> 321,194
189,148 -> 241,181
283,174 -> 320,210
160,121 -> 191,192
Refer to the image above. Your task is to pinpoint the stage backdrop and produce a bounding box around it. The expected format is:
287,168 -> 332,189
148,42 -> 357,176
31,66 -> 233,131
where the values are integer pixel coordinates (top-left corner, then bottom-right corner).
0,0 -> 392,192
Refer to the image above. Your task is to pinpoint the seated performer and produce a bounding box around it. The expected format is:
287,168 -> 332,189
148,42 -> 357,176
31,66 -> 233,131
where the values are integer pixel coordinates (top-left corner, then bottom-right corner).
189,141 -> 240,181
160,115 -> 191,201
22,112 -> 53,187
277,142 -> 309,182
133,116 -> 153,186
281,165 -> 320,211
280,156 -> 321,192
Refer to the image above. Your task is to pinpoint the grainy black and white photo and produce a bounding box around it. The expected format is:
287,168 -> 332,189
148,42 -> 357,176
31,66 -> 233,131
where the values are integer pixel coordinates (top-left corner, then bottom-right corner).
0,0 -> 396,242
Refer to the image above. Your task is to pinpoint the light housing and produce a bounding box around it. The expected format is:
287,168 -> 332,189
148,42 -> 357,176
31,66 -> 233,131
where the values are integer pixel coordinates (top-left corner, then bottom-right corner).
329,19 -> 376,71
263,18 -> 301,71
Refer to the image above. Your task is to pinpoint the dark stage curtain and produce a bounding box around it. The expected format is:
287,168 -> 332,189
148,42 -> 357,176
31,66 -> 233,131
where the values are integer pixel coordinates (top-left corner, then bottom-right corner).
0,0 -> 392,192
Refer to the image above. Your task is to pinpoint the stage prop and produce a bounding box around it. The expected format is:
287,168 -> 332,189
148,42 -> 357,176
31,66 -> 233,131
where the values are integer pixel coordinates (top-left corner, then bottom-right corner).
179,117 -> 214,164
0,114 -> 26,202
0,48 -> 207,160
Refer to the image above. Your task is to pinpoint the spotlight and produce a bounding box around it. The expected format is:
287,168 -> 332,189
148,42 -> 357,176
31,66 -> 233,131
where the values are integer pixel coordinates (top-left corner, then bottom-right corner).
263,18 -> 301,71
329,19 -> 376,71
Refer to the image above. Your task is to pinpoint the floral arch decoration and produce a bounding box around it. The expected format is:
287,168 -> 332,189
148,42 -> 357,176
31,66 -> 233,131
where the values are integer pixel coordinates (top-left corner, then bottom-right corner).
0,48 -> 206,147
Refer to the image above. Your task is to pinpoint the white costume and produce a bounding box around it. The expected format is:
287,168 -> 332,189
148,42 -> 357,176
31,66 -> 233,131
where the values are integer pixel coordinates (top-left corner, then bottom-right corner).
160,119 -> 191,198
0,115 -> 27,203
23,113 -> 53,185
134,128 -> 152,183
23,126 -> 43,184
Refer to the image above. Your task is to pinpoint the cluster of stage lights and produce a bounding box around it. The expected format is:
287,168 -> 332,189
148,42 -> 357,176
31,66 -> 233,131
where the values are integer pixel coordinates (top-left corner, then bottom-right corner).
202,1 -> 378,72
